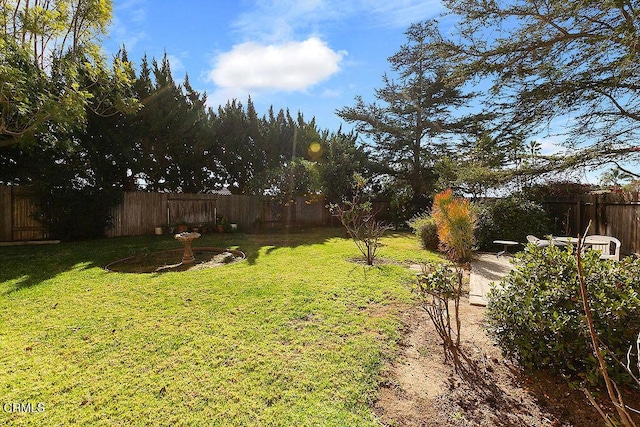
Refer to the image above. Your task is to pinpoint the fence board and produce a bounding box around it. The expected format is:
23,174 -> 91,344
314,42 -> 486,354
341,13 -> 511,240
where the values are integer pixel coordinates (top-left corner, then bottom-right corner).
107,192 -> 332,236
107,192 -> 167,237
11,187 -> 48,240
167,193 -> 217,227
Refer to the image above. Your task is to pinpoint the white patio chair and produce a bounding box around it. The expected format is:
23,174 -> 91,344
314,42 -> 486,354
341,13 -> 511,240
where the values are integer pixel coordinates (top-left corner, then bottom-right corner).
526,235 -> 551,247
584,235 -> 621,261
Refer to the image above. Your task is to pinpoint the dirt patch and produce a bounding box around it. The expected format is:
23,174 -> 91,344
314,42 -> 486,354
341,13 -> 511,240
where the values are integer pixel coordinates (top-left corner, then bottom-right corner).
373,298 -> 639,426
105,248 -> 245,273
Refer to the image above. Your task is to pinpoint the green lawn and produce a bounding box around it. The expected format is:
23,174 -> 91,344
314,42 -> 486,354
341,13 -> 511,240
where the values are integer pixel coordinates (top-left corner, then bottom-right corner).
0,228 -> 439,426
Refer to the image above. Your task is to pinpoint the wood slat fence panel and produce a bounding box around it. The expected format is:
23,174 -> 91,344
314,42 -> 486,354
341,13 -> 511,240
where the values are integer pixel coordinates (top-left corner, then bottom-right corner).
107,192 -> 167,237
10,187 -> 48,241
1,187 -> 375,241
542,193 -> 640,255
4,185 -> 638,251
216,194 -> 260,228
108,192 -> 332,237
167,193 -> 217,226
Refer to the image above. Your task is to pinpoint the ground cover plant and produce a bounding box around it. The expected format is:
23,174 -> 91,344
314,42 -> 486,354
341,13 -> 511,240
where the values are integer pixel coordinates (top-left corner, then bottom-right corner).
0,228 -> 438,426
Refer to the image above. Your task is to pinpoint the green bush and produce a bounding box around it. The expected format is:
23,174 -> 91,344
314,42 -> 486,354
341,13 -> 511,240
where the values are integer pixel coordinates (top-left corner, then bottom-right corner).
486,244 -> 640,384
474,196 -> 552,250
407,213 -> 439,251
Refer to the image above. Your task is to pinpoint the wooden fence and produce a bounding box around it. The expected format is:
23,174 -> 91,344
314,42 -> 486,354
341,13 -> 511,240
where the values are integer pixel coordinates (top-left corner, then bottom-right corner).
2,185 -> 638,251
0,186 -> 50,241
106,192 -> 333,237
0,186 -> 334,241
542,192 -> 640,255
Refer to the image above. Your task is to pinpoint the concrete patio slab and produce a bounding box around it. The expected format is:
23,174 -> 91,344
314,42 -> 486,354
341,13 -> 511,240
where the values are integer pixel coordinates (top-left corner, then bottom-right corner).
469,253 -> 514,306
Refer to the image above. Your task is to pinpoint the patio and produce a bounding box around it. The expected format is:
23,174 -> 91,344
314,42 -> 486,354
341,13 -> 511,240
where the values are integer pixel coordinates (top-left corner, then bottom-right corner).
469,253 -> 514,306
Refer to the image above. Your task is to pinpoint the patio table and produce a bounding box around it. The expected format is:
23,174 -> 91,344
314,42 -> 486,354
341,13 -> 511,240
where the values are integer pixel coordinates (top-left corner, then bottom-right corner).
493,240 -> 520,257
583,235 -> 615,246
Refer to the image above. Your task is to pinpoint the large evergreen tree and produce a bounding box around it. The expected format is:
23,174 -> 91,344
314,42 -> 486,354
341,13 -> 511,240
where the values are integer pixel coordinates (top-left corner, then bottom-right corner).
318,129 -> 371,203
212,99 -> 256,193
337,21 -> 478,211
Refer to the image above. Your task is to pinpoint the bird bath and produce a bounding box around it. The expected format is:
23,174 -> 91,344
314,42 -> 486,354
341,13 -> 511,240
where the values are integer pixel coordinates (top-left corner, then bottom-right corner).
175,232 -> 201,264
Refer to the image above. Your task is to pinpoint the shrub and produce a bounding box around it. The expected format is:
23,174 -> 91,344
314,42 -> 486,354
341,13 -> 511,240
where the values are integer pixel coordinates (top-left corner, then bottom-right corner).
486,244 -> 640,384
407,213 -> 439,251
328,174 -> 391,265
432,189 -> 476,263
389,185 -> 413,230
37,187 -> 122,241
474,196 -> 552,250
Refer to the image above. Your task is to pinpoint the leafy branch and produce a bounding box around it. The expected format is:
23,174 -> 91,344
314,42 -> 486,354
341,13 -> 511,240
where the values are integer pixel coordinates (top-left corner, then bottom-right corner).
576,224 -> 638,427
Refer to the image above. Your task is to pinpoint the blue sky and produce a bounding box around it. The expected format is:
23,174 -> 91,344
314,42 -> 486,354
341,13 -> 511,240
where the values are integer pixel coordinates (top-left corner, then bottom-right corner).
103,0 -> 446,133
102,1 -> 637,183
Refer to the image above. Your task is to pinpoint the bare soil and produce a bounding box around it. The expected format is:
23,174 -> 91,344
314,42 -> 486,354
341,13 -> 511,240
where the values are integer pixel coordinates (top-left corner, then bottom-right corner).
373,298 -> 639,426
104,248 -> 245,273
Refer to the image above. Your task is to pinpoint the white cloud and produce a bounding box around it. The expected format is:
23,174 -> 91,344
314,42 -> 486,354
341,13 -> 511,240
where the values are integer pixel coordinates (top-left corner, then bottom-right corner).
108,17 -> 146,51
321,88 -> 342,98
206,87 -> 253,111
231,0 -> 332,42
536,137 -> 565,155
204,0 -> 441,106
107,0 -> 148,52
207,37 -> 345,93
114,0 -> 147,24
231,0 -> 443,40
363,0 -> 445,28
167,54 -> 186,74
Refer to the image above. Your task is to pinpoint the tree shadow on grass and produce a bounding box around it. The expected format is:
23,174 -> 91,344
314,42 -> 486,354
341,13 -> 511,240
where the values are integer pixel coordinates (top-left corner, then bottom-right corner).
436,345 -> 612,426
229,227 -> 344,265
0,227 -> 345,294
0,241 -> 110,295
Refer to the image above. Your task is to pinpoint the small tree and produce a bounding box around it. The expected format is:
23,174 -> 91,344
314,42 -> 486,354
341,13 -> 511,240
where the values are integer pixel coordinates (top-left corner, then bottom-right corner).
416,261 -> 465,363
328,174 -> 391,265
575,228 -> 639,427
416,189 -> 476,365
1,2 -> 139,146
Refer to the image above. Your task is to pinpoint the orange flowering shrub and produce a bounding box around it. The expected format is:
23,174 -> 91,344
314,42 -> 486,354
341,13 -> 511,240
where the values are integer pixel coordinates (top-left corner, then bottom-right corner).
432,189 -> 476,263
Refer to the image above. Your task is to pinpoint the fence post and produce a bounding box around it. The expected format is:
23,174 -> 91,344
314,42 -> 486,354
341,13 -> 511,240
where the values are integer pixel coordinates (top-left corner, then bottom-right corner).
575,197 -> 582,236
589,194 -> 597,235
0,185 -> 12,241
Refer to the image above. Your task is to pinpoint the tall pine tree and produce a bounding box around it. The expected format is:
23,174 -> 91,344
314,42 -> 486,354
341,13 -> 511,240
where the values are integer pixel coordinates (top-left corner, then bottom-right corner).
337,21 -> 478,211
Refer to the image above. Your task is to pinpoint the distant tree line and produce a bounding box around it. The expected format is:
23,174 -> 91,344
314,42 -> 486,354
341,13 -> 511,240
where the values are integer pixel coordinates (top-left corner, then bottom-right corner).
0,50 -> 370,239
